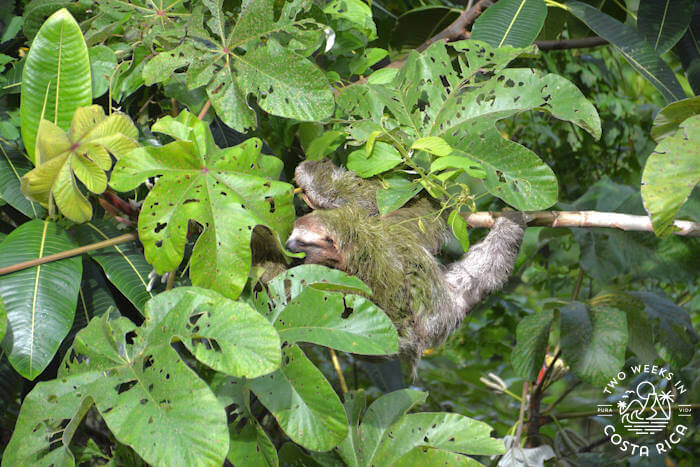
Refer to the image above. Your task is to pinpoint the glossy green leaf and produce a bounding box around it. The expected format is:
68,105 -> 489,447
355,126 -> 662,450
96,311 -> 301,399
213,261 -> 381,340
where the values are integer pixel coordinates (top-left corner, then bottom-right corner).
144,0 -> 333,132
650,95 -> 700,141
4,301 -> 239,466
394,448 -> 481,466
560,302 -> 627,386
637,0 -> 693,55
305,130 -> 345,160
89,45 -> 117,98
430,155 -> 486,179
0,296 -> 6,343
641,115 -> 700,236
411,136 -> 452,157
274,289 -> 397,355
347,142 -> 402,177
0,141 -> 46,218
0,219 -> 82,379
144,287 -> 281,377
20,8 -> 92,163
471,0 -> 547,47
448,209 -> 470,252
110,111 -> 294,299
376,173 -> 422,216
72,220 -> 154,314
565,1 -> 686,103
247,344 -> 347,451
512,309 -> 554,380
228,420 -> 278,467
21,106 -> 138,222
372,413 -> 505,464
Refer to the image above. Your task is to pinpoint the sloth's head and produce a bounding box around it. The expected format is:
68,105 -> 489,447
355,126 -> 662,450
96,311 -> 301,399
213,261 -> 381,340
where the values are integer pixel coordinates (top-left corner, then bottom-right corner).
285,212 -> 345,269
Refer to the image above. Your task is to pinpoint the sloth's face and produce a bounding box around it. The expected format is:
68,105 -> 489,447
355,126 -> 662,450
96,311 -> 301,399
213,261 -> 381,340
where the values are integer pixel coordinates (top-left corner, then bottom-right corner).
285,213 -> 345,270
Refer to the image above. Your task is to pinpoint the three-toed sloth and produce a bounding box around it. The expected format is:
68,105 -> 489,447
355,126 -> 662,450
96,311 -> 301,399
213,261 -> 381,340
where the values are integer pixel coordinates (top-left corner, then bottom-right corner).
286,159 -> 526,374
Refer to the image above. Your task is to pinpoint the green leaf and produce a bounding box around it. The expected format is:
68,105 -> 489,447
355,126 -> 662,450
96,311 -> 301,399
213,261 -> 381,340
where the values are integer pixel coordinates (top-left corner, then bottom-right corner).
0,142 -> 46,218
21,106 -> 139,222
110,111 -> 294,299
637,0 -> 693,55
411,136 -> 453,157
394,448 -> 481,466
89,45 -> 117,98
0,296 -> 6,343
247,344 -> 347,451
471,0 -> 547,47
430,155 -> 486,179
4,305 -> 233,466
71,220 -> 154,314
20,8 -> 92,163
324,0 -> 377,40
630,292 -> 698,368
305,130 -> 345,160
448,209 -> 470,252
560,302 -> 627,386
512,309 -> 554,380
145,0 -> 333,132
651,95 -> 700,141
228,420 -> 279,467
372,413 -> 505,464
376,173 -> 422,216
0,219 -> 82,380
565,1 -> 686,103
641,115 -> 700,236
144,287 -> 281,378
347,142 -> 402,177
274,289 -> 398,355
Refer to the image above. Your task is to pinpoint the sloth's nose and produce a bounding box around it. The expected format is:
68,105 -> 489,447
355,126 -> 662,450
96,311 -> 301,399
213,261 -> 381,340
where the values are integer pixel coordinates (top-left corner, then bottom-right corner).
285,238 -> 300,252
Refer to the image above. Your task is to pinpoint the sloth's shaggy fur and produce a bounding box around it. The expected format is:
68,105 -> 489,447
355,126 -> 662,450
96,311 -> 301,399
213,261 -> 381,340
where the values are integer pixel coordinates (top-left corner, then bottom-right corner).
287,160 -> 526,373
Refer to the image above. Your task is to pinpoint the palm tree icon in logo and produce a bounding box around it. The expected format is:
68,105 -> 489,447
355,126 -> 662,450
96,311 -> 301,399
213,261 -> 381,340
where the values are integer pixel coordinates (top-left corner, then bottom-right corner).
618,381 -> 674,435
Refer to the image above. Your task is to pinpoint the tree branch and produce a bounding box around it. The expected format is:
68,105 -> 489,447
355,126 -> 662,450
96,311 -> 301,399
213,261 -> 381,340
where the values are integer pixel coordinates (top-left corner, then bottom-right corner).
416,0 -> 494,52
463,211 -> 700,237
0,232 -> 139,276
534,37 -> 609,50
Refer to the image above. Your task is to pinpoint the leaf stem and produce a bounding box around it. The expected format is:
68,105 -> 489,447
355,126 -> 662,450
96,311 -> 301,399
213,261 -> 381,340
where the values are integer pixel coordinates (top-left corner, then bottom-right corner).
0,232 -> 139,276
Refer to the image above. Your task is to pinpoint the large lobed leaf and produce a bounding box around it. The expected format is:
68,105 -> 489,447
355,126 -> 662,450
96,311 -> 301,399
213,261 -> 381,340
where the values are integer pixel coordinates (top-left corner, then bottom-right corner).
0,220 -> 82,380
641,115 -> 700,236
143,0 -> 333,132
338,40 -> 600,210
512,309 -> 554,381
21,106 -> 139,223
20,8 -> 92,163
110,111 -> 294,300
3,287 -> 280,466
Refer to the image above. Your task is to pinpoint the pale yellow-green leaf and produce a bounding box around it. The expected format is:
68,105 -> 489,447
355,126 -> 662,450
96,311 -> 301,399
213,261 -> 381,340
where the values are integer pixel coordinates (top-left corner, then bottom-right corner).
21,155 -> 66,205
411,136 -> 452,157
54,159 -> 92,222
70,105 -> 108,141
36,120 -> 71,165
71,154 -> 107,194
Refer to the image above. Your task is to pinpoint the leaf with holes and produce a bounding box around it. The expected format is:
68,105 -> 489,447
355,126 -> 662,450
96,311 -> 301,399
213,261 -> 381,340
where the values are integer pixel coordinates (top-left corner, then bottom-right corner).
110,111 -> 294,299
471,0 -> 547,48
337,40 -> 599,209
21,105 -> 139,223
3,284 -> 276,466
641,115 -> 700,236
247,344 -> 347,451
0,220 -> 82,380
142,0 -> 333,131
274,288 -> 397,355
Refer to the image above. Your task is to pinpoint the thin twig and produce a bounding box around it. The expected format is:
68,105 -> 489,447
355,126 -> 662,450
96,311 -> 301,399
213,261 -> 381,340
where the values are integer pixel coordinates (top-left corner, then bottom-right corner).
197,100 -> 212,120
514,381 -> 529,447
0,233 -> 138,276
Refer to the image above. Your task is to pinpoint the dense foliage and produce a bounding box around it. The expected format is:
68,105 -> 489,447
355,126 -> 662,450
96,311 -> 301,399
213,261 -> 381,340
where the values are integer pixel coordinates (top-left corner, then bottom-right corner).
0,0 -> 698,465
